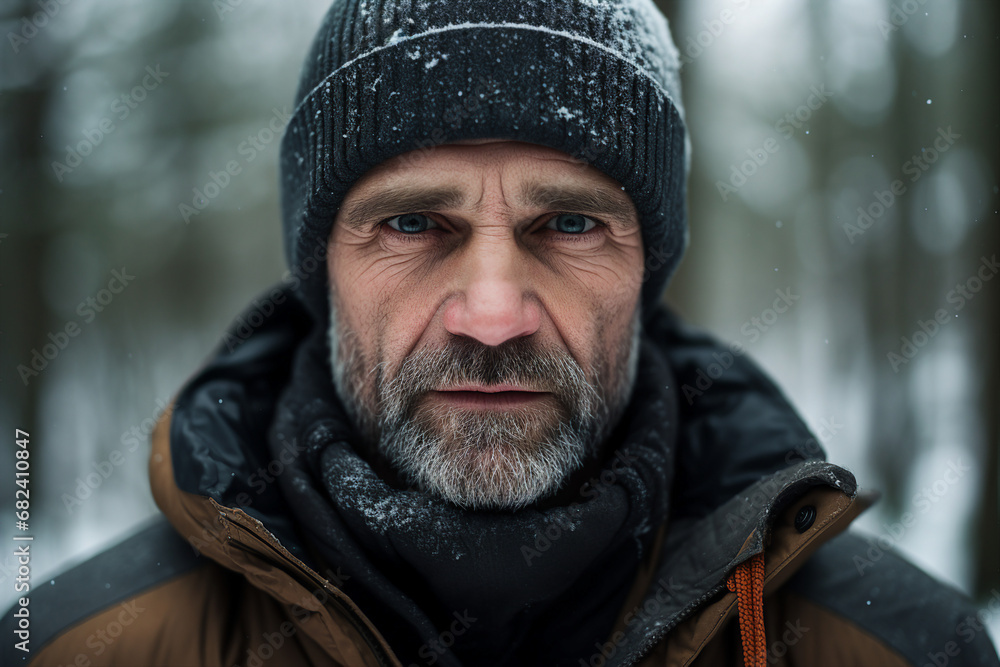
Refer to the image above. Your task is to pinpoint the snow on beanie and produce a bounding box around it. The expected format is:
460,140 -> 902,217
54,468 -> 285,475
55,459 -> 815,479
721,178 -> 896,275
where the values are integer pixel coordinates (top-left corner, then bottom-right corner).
279,0 -> 689,323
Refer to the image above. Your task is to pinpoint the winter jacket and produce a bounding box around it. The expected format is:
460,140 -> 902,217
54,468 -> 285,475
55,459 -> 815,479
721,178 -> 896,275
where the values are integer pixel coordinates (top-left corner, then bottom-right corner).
4,286 -> 998,667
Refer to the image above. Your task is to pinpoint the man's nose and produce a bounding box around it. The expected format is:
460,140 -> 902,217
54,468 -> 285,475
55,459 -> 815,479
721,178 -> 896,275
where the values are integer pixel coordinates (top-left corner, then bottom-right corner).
441,239 -> 541,347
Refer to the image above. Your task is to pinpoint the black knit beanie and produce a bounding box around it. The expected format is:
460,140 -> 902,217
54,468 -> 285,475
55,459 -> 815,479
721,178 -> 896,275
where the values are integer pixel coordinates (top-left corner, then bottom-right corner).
279,0 -> 689,324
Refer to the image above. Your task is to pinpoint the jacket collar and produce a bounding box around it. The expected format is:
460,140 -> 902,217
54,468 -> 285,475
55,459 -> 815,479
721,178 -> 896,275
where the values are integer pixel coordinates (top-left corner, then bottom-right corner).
609,461 -> 872,666
149,285 -> 871,666
151,408 -> 401,665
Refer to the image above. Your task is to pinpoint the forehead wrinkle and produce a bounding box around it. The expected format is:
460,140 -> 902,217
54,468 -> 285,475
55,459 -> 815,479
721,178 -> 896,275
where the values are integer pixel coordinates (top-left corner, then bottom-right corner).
498,169 -> 510,212
473,171 -> 488,210
461,168 -> 516,222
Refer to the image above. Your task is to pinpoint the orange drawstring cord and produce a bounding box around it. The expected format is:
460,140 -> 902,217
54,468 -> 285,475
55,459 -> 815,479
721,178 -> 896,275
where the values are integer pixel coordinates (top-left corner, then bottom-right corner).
727,552 -> 767,667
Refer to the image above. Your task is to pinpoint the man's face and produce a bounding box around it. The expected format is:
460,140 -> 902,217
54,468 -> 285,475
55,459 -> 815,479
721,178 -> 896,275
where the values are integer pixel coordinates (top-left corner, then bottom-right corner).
327,139 -> 644,510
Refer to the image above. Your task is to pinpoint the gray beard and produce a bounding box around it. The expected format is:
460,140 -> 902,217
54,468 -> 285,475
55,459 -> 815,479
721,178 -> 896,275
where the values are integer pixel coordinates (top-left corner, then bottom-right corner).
327,293 -> 640,510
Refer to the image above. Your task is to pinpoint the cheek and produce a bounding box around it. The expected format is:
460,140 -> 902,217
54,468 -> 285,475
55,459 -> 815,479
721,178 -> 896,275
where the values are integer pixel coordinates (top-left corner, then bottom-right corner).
330,246 -> 450,379
536,233 -> 644,305
594,299 -> 641,380
550,254 -> 643,305
540,243 -> 643,358
330,228 -> 442,328
545,290 -> 639,393
330,229 -> 439,302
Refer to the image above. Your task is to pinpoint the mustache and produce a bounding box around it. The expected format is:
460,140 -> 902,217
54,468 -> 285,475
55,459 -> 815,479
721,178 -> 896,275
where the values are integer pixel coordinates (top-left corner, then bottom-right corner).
378,335 -> 601,419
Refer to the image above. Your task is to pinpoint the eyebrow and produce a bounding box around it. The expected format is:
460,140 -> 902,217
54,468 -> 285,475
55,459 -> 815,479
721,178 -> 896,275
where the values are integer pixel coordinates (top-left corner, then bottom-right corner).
338,182 -> 638,230
519,183 -> 638,230
340,186 -> 467,230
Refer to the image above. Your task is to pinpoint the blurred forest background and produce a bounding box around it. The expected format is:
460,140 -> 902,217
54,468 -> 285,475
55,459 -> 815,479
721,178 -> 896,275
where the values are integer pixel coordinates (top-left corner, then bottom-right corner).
1,0 -> 997,640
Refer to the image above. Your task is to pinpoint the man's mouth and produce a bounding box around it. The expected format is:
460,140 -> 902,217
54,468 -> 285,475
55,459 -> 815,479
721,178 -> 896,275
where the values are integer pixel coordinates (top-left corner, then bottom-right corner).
431,384 -> 551,409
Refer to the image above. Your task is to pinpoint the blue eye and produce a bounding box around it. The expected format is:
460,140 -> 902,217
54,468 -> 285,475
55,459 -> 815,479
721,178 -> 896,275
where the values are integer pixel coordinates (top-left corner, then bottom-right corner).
545,214 -> 598,234
386,213 -> 438,234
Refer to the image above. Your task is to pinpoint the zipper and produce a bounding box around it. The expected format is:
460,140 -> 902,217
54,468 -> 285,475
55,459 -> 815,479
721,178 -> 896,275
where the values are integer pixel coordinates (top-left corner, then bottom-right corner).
223,514 -> 398,667
619,484 -> 869,666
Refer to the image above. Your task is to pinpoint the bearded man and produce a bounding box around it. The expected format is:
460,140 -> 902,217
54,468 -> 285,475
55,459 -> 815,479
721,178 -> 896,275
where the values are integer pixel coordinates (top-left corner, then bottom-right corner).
6,1 -> 999,666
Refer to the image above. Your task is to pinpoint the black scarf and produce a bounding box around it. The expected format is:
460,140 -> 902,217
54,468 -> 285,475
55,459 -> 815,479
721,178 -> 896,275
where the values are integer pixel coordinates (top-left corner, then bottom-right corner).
269,326 -> 678,667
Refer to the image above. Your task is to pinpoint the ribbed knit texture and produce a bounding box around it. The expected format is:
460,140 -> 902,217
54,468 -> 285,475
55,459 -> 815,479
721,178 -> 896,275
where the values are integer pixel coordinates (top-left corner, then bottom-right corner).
279,0 -> 689,322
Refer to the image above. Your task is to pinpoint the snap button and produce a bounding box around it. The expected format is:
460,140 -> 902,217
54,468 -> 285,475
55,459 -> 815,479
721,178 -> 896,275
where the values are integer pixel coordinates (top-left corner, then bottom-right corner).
794,505 -> 816,533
